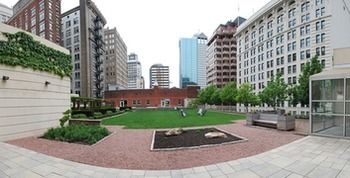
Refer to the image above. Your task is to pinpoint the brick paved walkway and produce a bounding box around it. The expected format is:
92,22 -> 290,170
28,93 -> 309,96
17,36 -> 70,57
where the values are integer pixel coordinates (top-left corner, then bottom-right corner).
1,136 -> 350,178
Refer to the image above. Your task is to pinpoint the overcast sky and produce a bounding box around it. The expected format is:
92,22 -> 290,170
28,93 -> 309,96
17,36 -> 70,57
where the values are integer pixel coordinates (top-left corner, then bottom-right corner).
3,0 -> 270,88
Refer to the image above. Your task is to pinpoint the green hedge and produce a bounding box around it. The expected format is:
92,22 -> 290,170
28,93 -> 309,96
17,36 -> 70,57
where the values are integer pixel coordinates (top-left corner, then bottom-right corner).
0,32 -> 72,78
42,125 -> 109,145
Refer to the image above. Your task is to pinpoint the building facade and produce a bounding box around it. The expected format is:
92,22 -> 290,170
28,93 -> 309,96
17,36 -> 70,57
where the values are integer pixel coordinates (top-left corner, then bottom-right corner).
127,53 -> 143,89
0,3 -> 12,23
179,33 -> 207,88
150,64 -> 170,88
236,0 -> 350,95
104,86 -> 200,108
207,17 -> 246,88
104,27 -> 127,91
7,0 -> 61,44
62,0 -> 106,98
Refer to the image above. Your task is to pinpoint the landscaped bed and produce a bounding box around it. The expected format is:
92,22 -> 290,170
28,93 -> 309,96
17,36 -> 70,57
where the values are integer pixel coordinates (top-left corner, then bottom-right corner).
152,127 -> 245,150
102,109 -> 245,128
8,121 -> 303,170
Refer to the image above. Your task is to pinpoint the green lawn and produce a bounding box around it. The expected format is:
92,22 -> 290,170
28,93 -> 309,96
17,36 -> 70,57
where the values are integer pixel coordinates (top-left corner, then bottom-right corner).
102,109 -> 246,129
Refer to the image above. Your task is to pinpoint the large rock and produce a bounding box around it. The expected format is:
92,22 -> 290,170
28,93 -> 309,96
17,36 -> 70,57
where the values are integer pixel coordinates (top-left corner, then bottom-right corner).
205,132 -> 227,139
165,128 -> 183,136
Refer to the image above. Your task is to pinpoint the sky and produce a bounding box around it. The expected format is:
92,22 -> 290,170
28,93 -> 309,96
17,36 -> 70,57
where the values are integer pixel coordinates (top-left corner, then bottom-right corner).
3,0 -> 271,88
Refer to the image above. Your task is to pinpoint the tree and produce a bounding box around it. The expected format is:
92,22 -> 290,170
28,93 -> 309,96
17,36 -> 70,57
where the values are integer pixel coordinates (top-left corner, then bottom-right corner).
236,83 -> 259,112
220,82 -> 237,105
259,73 -> 287,110
294,56 -> 322,106
198,85 -> 221,105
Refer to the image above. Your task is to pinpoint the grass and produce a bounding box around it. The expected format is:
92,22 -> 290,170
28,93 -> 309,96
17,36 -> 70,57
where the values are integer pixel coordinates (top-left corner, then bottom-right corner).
102,109 -> 246,129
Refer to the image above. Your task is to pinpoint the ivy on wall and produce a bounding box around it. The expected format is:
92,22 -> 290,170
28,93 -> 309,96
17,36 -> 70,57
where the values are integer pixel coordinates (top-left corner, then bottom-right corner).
0,32 -> 72,78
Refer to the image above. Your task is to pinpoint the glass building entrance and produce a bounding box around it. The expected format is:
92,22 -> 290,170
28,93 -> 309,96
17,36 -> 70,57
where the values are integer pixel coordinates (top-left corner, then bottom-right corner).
311,70 -> 350,137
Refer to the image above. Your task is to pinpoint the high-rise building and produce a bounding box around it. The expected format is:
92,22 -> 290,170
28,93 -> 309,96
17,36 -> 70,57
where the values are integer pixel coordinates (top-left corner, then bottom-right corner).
179,33 -> 207,88
7,0 -> 61,44
0,3 -> 12,23
62,0 -> 106,98
127,53 -> 143,89
236,0 -> 350,94
207,17 -> 246,88
104,27 -> 127,91
150,64 -> 169,88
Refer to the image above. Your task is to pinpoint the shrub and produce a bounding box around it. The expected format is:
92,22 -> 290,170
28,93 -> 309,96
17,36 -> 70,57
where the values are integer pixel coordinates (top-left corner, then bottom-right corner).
42,125 -> 109,145
106,110 -> 113,114
93,112 -> 103,119
71,113 -> 87,119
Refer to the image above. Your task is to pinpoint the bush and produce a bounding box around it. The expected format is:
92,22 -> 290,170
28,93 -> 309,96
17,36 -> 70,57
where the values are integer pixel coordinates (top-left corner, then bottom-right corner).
42,125 -> 109,145
71,110 -> 94,117
93,112 -> 103,119
59,109 -> 71,128
106,110 -> 113,114
71,113 -> 87,119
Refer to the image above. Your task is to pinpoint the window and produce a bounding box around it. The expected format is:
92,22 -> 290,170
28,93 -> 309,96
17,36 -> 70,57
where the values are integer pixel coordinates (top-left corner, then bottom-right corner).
66,38 -> 71,46
300,51 -> 306,60
321,46 -> 326,55
306,25 -> 310,34
73,27 -> 79,34
74,72 -> 80,80
277,14 -> 284,24
267,20 -> 273,29
316,20 -> 326,31
39,0 -> 44,10
73,17 -> 79,25
147,100 -> 150,105
31,17 -> 36,27
316,0 -> 324,6
300,39 -> 305,48
301,2 -> 310,13
66,21 -> 71,28
288,19 -> 296,28
39,22 -> 45,32
289,8 -> 296,18
316,7 -> 325,18
301,13 -> 310,23
73,35 -> 79,43
259,26 -> 264,34
306,49 -> 311,58
66,29 -> 71,37
31,7 -> 36,17
74,81 -> 80,88
74,54 -> 80,61
39,11 -> 45,21
74,63 -> 80,70
293,65 -> 297,73
306,37 -> 310,47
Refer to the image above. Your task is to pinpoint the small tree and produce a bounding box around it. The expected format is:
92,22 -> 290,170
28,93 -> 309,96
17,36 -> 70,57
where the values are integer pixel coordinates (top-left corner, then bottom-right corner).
236,83 -> 259,112
198,85 -> 220,105
259,73 -> 287,110
295,56 -> 322,106
220,82 -> 237,105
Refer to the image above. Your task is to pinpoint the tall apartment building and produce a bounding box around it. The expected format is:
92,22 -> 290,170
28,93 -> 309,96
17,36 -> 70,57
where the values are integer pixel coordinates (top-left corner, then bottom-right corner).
207,17 -> 246,88
236,0 -> 350,94
179,33 -> 207,88
62,0 -> 106,98
7,0 -> 61,44
0,3 -> 12,23
127,53 -> 143,89
150,64 -> 170,88
104,27 -> 128,91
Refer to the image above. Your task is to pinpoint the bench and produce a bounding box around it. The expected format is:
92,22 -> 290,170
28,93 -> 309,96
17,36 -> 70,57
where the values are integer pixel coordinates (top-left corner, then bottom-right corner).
253,113 -> 278,129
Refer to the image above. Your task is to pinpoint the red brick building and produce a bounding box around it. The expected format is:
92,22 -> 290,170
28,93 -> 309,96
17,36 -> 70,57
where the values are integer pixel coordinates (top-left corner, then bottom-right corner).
104,86 -> 200,108
7,0 -> 61,44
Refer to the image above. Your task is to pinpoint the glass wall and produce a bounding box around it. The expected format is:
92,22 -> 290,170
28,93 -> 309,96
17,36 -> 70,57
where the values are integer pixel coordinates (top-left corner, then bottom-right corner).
311,79 -> 345,137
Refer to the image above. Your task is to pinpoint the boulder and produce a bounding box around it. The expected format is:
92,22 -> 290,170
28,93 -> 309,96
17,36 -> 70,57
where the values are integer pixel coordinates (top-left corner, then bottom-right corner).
204,132 -> 227,139
165,128 -> 183,136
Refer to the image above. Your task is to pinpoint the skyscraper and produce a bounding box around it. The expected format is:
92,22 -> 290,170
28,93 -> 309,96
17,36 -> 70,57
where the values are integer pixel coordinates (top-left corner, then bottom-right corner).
236,0 -> 350,95
7,0 -> 61,44
150,64 -> 169,88
127,53 -> 143,89
179,33 -> 207,88
104,27 -> 127,90
62,0 -> 106,98
0,3 -> 12,23
207,17 -> 246,88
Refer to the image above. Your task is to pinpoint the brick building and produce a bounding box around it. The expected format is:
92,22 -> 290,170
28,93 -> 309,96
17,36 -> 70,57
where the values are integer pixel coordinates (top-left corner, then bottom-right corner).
104,86 -> 200,108
7,0 -> 61,44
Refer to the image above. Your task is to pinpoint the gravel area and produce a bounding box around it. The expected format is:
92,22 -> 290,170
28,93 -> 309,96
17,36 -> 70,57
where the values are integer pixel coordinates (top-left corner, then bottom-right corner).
7,120 -> 303,170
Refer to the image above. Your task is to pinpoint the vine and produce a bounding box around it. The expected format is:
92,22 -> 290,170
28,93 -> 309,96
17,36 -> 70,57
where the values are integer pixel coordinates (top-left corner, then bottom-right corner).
0,32 -> 72,78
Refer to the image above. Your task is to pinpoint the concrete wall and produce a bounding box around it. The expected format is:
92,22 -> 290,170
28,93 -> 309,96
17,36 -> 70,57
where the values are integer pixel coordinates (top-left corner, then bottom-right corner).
0,65 -> 70,141
0,23 -> 71,141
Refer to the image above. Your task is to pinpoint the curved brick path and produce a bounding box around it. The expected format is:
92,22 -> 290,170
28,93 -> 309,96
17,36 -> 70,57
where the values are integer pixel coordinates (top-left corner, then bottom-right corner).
1,136 -> 350,178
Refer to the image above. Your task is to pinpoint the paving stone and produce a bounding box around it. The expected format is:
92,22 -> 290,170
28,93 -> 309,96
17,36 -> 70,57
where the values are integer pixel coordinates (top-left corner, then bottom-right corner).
227,170 -> 260,178
208,169 -> 225,177
337,170 -> 350,178
267,169 -> 292,178
286,173 -> 304,178
285,161 -> 318,176
306,166 -> 340,178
